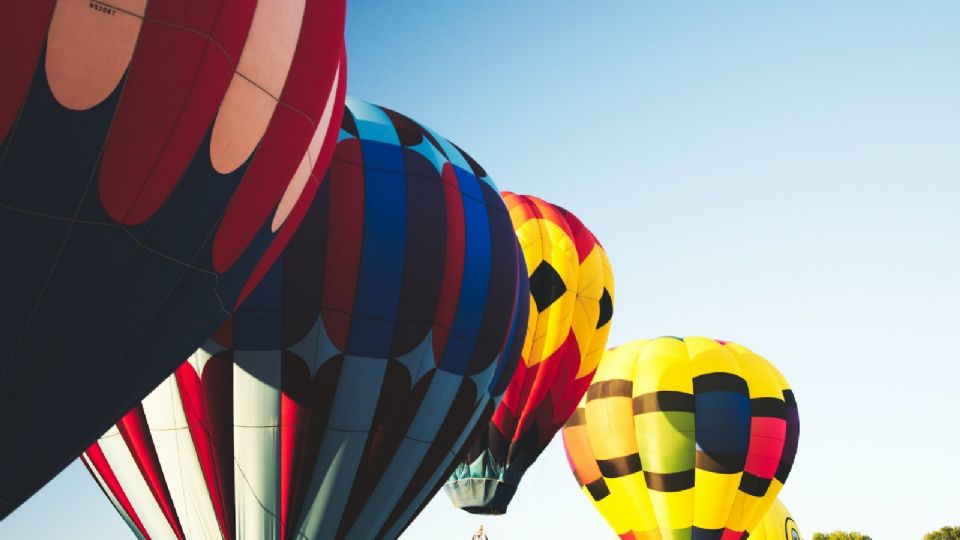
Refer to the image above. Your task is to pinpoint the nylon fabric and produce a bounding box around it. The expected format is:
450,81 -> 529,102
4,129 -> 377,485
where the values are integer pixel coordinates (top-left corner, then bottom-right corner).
445,193 -> 615,514
561,337 -> 800,539
0,1 -> 347,517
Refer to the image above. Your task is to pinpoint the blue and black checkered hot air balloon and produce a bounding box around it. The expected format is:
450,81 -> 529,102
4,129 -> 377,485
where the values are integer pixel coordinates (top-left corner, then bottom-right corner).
80,98 -> 530,540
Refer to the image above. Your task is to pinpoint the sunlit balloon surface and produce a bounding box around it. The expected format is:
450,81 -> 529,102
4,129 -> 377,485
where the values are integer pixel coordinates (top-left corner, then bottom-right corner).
747,499 -> 802,540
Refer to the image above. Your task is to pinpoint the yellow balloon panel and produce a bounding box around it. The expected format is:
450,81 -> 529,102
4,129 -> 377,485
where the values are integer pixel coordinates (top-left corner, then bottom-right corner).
747,499 -> 802,540
514,218 -> 578,368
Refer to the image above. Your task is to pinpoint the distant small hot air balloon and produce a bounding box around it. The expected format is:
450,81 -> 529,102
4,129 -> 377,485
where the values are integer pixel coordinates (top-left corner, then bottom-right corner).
748,499 -> 802,540
562,337 -> 799,539
0,0 -> 346,517
445,193 -> 614,514
81,98 -> 528,540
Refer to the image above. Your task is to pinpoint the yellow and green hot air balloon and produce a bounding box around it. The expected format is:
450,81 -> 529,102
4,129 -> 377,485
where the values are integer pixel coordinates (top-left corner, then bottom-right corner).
562,337 -> 800,540
747,499 -> 801,540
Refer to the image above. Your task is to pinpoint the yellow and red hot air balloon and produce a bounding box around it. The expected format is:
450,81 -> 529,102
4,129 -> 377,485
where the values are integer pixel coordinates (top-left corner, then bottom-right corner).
445,193 -> 615,514
748,499 -> 802,540
562,337 -> 799,539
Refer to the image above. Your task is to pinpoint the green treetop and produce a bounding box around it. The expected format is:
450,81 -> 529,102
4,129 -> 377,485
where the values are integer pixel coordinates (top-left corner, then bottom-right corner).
811,532 -> 872,540
924,526 -> 960,540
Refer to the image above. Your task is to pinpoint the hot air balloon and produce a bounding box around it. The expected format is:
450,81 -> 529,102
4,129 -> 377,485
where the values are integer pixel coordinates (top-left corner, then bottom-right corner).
0,0 -> 346,517
562,337 -> 799,539
80,98 -> 529,540
748,499 -> 802,540
444,193 -> 614,514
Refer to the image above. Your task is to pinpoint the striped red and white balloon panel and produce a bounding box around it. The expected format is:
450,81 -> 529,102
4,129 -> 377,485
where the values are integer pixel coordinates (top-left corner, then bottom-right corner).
0,0 -> 346,517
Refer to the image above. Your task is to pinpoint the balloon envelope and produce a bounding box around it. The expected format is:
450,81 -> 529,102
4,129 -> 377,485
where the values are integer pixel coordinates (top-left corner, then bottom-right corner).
562,337 -> 799,539
747,499 -> 802,540
82,97 -> 529,540
0,0 -> 345,517
445,193 -> 614,514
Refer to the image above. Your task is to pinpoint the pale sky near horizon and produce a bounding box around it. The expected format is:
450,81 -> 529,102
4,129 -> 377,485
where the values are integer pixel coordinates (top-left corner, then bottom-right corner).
3,2 -> 959,539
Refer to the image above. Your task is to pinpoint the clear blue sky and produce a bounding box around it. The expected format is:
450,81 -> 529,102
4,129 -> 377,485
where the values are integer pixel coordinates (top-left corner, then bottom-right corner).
3,2 -> 959,538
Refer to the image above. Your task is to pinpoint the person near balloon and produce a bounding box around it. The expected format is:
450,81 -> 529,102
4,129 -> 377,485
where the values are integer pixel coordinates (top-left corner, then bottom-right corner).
472,525 -> 489,540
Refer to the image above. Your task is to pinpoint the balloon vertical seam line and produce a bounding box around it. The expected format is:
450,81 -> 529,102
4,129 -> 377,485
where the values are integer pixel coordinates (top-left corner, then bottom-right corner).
167,375 -> 197,540
2,84 -> 118,380
342,117 -> 369,368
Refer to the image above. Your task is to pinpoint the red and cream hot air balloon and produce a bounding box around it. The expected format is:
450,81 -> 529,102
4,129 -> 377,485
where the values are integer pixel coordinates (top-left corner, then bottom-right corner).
0,0 -> 346,517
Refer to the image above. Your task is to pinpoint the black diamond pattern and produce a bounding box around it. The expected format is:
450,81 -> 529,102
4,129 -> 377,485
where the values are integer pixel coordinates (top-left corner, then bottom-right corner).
529,261 -> 566,312
596,287 -> 613,329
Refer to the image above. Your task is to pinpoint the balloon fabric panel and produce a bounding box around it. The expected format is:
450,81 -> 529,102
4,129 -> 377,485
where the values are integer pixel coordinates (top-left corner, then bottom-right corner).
561,337 -> 799,539
445,192 -> 615,514
745,499 -> 802,540
0,0 -> 346,517
82,97 -> 528,540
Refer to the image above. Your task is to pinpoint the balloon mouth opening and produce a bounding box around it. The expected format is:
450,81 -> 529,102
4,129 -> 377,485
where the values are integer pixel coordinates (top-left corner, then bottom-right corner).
443,478 -> 517,515
460,506 -> 505,516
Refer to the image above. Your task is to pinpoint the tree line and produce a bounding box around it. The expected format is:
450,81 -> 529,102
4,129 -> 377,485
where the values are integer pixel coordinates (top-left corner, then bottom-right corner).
811,526 -> 960,540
